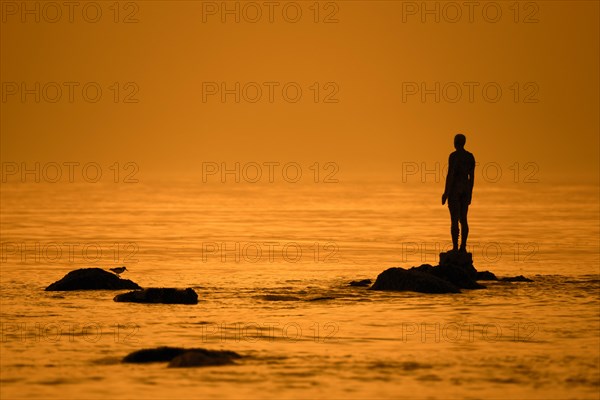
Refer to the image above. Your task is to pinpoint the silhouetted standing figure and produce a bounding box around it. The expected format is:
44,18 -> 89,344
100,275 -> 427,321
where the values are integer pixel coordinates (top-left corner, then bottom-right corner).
442,134 -> 475,252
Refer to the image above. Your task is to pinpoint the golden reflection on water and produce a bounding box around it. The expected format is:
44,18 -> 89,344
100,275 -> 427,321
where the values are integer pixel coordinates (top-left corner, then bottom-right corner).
1,181 -> 599,399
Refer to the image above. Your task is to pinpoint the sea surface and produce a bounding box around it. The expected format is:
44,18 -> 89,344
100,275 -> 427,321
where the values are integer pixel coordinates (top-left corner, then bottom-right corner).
1,179 -> 599,399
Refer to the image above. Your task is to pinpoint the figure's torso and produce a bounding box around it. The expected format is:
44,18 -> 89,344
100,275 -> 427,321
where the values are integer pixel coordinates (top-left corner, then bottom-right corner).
449,149 -> 475,194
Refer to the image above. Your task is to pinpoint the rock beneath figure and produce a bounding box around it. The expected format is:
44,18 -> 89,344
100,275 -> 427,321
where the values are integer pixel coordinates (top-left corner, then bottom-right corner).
438,252 -> 479,282
114,288 -> 198,304
439,251 -> 473,268
370,267 -> 461,294
413,263 -> 485,290
370,251 -> 487,294
45,268 -> 141,291
122,346 -> 241,368
370,251 -> 533,294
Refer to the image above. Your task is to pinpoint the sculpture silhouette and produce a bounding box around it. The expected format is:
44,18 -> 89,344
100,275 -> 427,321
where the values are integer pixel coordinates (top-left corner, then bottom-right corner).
442,134 -> 475,252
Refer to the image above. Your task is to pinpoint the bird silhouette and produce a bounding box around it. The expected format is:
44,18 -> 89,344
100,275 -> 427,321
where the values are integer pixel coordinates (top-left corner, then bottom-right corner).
109,266 -> 127,275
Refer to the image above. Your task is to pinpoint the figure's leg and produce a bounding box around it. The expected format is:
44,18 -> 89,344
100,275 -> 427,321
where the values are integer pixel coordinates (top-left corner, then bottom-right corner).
459,199 -> 469,251
449,199 -> 460,251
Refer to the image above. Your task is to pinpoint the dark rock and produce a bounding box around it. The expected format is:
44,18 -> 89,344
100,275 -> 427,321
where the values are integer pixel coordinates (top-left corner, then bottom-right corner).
45,268 -> 141,291
434,252 -> 483,288
501,275 -> 534,282
370,252 -> 494,294
122,346 -> 241,367
438,252 -> 478,279
168,350 -> 240,368
261,295 -> 301,301
369,267 -> 461,294
439,251 -> 473,268
307,296 -> 335,301
114,288 -> 198,304
477,271 -> 498,281
413,263 -> 484,290
123,347 -> 188,363
349,279 -> 372,287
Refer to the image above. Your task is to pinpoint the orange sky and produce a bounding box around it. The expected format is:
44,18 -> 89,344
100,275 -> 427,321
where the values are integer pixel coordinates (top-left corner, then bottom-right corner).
1,1 -> 598,183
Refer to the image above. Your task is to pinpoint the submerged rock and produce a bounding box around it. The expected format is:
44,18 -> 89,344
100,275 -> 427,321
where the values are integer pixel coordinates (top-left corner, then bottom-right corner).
501,275 -> 534,282
349,279 -> 372,287
261,295 -> 301,301
45,268 -> 141,291
476,271 -> 498,281
307,296 -> 336,301
114,288 -> 198,304
123,346 -> 241,368
168,350 -> 240,368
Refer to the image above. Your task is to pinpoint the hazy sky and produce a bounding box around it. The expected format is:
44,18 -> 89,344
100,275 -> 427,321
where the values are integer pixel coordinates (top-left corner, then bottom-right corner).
1,1 -> 598,183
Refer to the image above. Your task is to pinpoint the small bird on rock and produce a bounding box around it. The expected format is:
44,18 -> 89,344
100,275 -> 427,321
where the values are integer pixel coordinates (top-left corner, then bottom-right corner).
110,266 -> 127,275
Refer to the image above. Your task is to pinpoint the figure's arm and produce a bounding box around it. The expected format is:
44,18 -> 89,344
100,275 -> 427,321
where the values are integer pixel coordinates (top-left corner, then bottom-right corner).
442,154 -> 454,204
467,155 -> 475,204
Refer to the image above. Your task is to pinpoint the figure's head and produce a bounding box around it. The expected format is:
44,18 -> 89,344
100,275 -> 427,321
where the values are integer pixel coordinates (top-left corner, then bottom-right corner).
454,134 -> 466,150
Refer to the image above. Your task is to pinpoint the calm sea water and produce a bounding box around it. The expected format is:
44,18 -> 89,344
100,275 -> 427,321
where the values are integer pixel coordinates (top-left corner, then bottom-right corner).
1,180 -> 598,399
